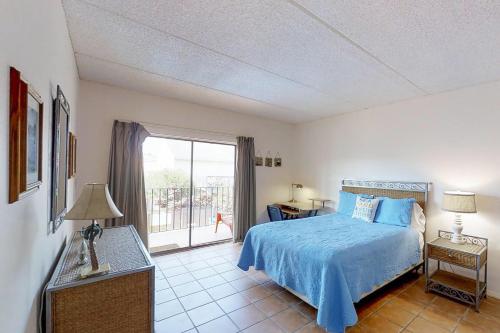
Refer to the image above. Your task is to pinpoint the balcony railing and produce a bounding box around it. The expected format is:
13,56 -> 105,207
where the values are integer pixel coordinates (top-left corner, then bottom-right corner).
146,186 -> 233,233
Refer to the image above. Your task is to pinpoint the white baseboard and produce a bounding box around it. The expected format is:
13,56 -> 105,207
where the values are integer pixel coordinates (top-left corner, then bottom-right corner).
487,289 -> 500,299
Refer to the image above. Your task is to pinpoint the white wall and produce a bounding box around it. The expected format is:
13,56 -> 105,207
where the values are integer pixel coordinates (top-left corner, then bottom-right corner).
0,0 -> 80,332
76,80 -> 295,229
294,80 -> 500,297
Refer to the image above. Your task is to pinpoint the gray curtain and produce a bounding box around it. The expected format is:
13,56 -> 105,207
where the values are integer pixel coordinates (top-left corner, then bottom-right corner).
105,120 -> 150,247
233,136 -> 256,242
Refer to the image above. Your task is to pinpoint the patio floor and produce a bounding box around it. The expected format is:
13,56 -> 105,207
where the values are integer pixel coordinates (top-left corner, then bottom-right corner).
149,224 -> 233,253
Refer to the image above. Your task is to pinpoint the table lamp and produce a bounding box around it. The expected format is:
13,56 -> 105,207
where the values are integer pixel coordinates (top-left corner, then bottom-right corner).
289,183 -> 303,203
442,191 -> 476,244
65,183 -> 123,278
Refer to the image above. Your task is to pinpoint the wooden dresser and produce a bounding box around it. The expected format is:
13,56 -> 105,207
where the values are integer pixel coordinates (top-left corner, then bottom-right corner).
46,226 -> 154,333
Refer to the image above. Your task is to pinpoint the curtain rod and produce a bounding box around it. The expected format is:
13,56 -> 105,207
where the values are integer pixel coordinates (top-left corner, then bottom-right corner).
114,118 -> 240,138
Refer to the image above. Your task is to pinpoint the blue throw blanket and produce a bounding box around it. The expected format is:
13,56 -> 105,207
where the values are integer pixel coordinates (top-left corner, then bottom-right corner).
237,213 -> 421,333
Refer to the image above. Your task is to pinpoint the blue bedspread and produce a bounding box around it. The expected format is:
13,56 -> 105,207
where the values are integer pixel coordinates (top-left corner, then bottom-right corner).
237,213 -> 421,333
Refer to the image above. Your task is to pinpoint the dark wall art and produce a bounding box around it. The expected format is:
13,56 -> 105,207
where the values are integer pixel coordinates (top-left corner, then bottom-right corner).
51,86 -> 70,232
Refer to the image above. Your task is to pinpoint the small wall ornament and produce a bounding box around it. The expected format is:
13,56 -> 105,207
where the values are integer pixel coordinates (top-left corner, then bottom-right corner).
274,152 -> 282,167
265,151 -> 273,167
255,150 -> 263,166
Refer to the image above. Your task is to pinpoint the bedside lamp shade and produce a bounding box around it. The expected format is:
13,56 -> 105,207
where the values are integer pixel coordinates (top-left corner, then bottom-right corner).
442,191 -> 476,213
442,191 -> 476,244
66,183 -> 123,220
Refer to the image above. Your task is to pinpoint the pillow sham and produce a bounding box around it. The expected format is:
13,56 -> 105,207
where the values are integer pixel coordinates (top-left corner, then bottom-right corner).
411,202 -> 426,249
337,191 -> 373,216
352,196 -> 380,223
374,197 -> 416,227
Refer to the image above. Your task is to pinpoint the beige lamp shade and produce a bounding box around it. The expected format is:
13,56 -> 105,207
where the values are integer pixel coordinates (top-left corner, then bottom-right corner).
442,191 -> 477,213
65,183 -> 123,220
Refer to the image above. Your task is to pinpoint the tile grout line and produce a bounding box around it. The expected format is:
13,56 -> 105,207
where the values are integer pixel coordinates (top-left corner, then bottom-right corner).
159,258 -> 310,332
158,253 -> 312,332
156,262 -> 296,332
159,254 -> 236,331
156,250 -> 305,332
359,275 -> 421,331
155,247 -> 263,327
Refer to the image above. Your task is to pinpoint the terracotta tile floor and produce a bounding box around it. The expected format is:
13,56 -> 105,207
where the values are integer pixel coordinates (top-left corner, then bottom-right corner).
153,242 -> 500,333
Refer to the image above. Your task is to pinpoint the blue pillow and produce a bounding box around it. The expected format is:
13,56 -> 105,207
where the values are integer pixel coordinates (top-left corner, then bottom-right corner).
374,197 -> 415,227
337,191 -> 373,216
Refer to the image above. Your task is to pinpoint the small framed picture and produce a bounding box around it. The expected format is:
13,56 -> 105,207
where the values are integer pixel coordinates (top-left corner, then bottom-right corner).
265,157 -> 273,167
274,157 -> 282,167
68,132 -> 77,178
255,156 -> 263,166
8,67 -> 44,203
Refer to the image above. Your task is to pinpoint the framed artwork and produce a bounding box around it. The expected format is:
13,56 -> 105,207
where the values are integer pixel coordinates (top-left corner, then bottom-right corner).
68,132 -> 77,178
255,152 -> 263,167
51,86 -> 70,232
274,153 -> 282,167
8,67 -> 43,203
265,151 -> 273,167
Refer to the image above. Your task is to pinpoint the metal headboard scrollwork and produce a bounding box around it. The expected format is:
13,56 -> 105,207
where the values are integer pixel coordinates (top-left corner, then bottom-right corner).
342,179 -> 429,212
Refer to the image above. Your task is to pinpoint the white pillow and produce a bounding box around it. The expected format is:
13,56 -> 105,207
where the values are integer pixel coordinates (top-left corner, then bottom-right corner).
352,197 -> 380,223
410,203 -> 426,249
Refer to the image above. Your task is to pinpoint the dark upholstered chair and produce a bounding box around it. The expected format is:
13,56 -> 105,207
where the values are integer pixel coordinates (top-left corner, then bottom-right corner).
267,205 -> 285,221
307,209 -> 319,217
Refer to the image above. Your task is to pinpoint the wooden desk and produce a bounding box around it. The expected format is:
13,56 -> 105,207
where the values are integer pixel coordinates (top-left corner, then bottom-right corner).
276,201 -> 322,219
309,198 -> 332,208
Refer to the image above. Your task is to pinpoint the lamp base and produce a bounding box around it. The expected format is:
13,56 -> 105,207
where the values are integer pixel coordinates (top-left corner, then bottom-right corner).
450,233 -> 466,244
451,215 -> 466,244
80,263 -> 110,279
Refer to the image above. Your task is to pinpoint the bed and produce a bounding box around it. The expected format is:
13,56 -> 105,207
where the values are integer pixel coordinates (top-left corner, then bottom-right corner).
237,180 -> 429,333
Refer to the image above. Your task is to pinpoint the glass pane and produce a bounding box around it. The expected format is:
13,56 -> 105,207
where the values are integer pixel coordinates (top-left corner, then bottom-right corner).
144,137 -> 192,252
191,142 -> 235,246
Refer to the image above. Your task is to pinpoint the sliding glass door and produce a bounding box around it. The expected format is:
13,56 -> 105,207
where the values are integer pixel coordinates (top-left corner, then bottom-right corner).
143,137 -> 235,253
191,141 -> 235,246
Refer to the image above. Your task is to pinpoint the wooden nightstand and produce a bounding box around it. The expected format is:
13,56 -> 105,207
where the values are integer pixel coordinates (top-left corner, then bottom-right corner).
425,230 -> 487,311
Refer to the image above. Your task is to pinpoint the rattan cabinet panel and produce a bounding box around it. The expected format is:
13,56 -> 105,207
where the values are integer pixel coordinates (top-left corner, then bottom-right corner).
46,226 -> 154,333
427,244 -> 477,269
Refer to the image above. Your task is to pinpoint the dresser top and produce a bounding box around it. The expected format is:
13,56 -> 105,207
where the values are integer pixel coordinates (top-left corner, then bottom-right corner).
48,225 -> 153,290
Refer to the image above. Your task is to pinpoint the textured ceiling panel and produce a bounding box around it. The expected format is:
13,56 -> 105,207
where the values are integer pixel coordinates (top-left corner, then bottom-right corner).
64,0 -> 357,121
62,0 -> 500,122
75,0 -> 423,108
76,54 -> 328,123
294,0 -> 500,93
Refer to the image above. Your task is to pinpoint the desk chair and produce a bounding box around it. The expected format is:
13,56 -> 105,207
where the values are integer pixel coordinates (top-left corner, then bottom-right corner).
267,205 -> 286,221
307,209 -> 319,217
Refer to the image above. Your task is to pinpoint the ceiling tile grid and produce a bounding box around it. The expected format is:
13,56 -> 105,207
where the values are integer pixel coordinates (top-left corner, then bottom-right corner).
65,0 -> 350,118
294,0 -> 500,93
62,0 -> 500,123
72,0 -> 423,110
76,54 -> 303,121
79,0 -> 422,98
